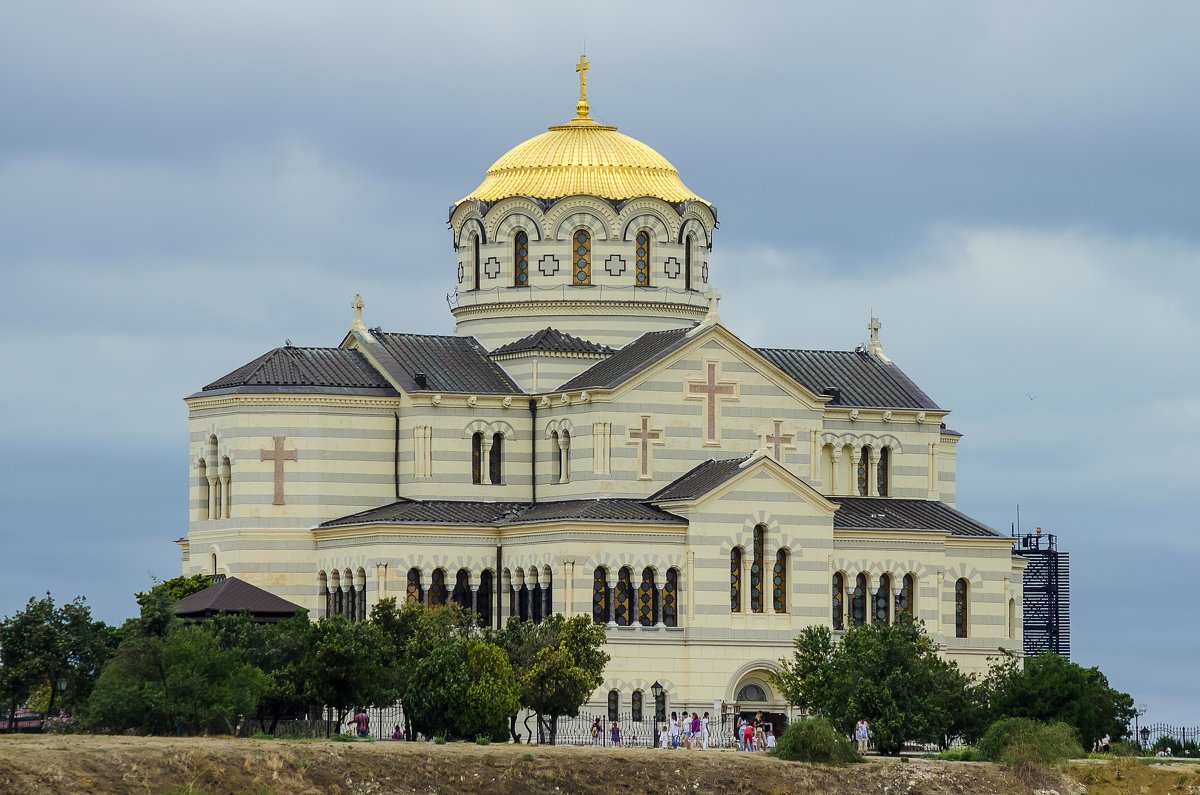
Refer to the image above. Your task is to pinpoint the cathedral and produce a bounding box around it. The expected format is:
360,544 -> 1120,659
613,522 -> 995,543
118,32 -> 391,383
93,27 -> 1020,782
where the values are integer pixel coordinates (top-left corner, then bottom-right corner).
180,58 -> 1025,722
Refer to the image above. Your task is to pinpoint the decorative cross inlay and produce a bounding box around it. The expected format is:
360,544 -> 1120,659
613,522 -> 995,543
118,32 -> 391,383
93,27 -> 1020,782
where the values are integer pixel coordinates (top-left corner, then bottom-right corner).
484,256 -> 501,279
538,253 -> 560,276
604,253 -> 626,276
763,420 -> 796,462
664,256 -> 681,279
702,261 -> 709,283
260,436 -> 298,506
686,361 -> 739,444
457,262 -> 464,282
627,415 -> 664,479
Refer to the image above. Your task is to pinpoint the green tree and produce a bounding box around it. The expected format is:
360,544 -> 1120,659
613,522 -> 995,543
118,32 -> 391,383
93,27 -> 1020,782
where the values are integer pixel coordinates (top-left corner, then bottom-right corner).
982,652 -> 1135,748
771,620 -> 973,755
207,610 -> 313,734
301,616 -> 390,736
403,637 -> 519,741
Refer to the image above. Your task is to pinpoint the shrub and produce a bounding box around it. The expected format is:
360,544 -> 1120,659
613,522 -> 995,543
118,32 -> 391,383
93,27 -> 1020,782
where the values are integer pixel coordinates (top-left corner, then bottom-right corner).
938,747 -> 985,761
978,717 -> 1084,765
771,717 -> 861,766
433,735 -> 447,745
475,736 -> 491,745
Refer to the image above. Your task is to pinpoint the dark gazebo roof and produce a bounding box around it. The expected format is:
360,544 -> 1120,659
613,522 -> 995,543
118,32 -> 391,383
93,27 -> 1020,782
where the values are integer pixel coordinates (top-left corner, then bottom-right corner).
173,576 -> 304,623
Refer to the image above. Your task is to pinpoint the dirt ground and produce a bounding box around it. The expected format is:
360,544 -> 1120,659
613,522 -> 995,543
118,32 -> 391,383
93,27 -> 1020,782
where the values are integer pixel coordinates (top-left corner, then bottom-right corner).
0,734 -> 1187,795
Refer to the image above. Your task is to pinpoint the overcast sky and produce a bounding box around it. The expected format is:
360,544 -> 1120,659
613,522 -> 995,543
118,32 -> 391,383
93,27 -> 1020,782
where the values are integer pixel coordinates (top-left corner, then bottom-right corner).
2,2 -> 1197,725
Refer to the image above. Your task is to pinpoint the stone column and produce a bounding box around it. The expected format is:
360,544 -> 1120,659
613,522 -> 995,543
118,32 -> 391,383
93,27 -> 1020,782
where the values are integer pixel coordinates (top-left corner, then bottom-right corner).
811,431 -> 820,482
686,551 -> 696,622
482,437 -> 494,485
868,449 -> 879,497
564,561 -> 575,618
606,572 -> 618,628
558,435 -> 570,483
376,563 -> 388,606
829,450 -> 841,495
928,443 -> 939,500
655,569 -> 667,628
220,473 -> 231,518
207,475 -> 220,520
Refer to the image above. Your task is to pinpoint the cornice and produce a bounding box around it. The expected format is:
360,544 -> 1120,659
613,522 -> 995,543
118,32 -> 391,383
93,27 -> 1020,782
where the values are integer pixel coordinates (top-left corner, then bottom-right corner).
186,393 -> 401,411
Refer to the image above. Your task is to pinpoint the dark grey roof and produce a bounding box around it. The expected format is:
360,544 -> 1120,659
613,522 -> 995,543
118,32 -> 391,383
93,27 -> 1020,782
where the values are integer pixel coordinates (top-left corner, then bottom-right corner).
559,327 -> 692,390
173,577 -> 304,619
648,456 -> 750,502
829,497 -> 1001,537
755,348 -> 940,410
320,498 -> 684,528
491,327 -> 614,357
201,347 -> 396,394
361,332 -> 523,394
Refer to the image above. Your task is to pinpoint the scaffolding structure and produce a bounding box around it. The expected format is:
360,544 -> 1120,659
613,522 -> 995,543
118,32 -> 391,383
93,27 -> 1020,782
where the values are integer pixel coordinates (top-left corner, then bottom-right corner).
1015,531 -> 1070,657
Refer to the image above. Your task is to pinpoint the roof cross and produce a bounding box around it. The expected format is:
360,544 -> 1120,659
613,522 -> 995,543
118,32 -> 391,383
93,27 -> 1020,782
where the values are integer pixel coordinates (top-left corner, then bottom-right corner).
575,55 -> 591,118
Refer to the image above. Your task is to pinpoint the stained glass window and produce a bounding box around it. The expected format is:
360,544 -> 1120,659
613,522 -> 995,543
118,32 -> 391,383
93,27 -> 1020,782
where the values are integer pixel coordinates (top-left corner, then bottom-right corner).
489,432 -> 503,485
751,525 -> 765,613
471,433 -> 482,484
531,582 -> 543,623
472,234 -> 481,291
514,231 -> 529,287
684,235 -> 694,290
478,570 -> 493,628
347,581 -> 357,621
572,229 -> 591,285
772,549 -> 787,613
832,572 -> 845,630
955,578 -> 968,638
664,567 -> 679,627
874,573 -> 891,625
857,447 -> 870,496
899,573 -> 914,622
878,447 -> 890,497
615,567 -> 633,626
852,573 -> 867,627
638,567 -> 655,626
430,568 -> 448,607
631,690 -> 644,722
542,580 -> 552,619
406,567 -> 423,604
452,569 -> 471,611
730,547 -> 743,613
635,230 -> 651,286
592,567 -> 609,624
608,690 -> 619,722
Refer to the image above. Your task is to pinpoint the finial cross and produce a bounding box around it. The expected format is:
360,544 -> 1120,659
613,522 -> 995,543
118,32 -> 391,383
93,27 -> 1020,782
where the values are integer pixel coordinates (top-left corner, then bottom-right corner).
576,55 -> 590,102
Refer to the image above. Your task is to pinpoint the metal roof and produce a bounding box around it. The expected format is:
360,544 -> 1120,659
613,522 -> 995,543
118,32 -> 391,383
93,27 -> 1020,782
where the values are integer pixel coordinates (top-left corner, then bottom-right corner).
491,327 -> 614,357
201,347 -> 395,393
319,498 -> 684,528
647,456 -> 750,502
830,497 -> 1001,537
364,332 -> 524,395
558,327 -> 692,391
173,577 -> 304,618
755,348 -> 941,410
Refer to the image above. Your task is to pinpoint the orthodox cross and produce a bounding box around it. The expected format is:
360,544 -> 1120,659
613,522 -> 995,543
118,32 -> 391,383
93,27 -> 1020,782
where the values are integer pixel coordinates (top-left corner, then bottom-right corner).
260,436 -> 298,506
686,361 -> 739,444
763,420 -> 796,462
575,55 -> 591,117
627,415 -> 664,479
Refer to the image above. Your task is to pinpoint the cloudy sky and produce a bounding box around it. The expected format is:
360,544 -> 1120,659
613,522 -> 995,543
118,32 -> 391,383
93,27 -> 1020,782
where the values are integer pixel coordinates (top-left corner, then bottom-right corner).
2,2 -> 1197,724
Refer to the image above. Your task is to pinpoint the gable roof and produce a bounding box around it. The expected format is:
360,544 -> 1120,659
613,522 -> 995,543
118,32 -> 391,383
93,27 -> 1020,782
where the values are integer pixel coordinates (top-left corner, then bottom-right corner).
173,577 -> 304,620
829,497 -> 1001,537
360,332 -> 523,394
200,346 -> 396,395
755,348 -> 940,410
490,327 -> 614,357
558,327 -> 692,390
647,455 -> 750,502
319,498 -> 685,528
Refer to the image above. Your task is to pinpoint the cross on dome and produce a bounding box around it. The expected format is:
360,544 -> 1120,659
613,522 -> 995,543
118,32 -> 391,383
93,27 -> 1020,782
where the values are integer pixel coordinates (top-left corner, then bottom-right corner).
575,54 -> 591,118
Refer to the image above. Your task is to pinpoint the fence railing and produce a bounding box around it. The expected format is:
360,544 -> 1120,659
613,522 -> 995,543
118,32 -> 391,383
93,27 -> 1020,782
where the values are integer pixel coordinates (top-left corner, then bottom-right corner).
1129,723 -> 1200,751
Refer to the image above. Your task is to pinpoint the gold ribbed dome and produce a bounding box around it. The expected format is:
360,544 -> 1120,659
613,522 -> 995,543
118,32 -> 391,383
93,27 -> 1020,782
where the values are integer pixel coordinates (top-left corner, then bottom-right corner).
459,113 -> 708,206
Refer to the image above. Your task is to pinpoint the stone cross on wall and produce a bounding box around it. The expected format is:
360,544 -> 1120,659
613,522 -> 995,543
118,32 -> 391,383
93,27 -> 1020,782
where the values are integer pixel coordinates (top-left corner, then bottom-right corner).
260,436 -> 298,506
627,415 -> 664,479
763,420 -> 796,462
686,361 -> 739,445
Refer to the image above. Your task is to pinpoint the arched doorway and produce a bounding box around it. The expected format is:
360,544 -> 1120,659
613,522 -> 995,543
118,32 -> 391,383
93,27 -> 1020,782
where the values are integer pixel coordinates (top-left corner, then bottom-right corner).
729,670 -> 789,740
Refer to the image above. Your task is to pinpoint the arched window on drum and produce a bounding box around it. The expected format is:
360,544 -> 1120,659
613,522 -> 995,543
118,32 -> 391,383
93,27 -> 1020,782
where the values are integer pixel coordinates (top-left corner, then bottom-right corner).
635,230 -> 651,286
513,230 -> 530,287
572,229 -> 591,285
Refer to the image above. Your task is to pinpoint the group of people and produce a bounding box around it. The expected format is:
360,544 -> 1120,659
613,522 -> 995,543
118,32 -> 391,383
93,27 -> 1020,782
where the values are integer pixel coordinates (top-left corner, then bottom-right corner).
734,712 -> 776,752
658,711 -> 711,749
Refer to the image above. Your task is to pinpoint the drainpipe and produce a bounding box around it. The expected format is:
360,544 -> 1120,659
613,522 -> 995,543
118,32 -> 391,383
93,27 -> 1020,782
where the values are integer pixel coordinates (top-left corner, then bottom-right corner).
496,541 -> 503,629
528,399 -> 538,504
393,410 -> 401,499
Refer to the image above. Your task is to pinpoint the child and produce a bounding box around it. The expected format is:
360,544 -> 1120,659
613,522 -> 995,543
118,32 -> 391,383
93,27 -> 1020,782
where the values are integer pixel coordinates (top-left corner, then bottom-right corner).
610,720 -> 621,747
765,731 -> 776,751
660,723 -> 669,749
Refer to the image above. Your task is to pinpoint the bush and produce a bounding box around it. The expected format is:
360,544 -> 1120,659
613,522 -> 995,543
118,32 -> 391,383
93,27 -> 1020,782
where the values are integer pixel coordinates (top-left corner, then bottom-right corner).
771,717 -> 861,766
938,747 -> 985,761
433,735 -> 447,745
475,736 -> 491,745
978,717 -> 1085,765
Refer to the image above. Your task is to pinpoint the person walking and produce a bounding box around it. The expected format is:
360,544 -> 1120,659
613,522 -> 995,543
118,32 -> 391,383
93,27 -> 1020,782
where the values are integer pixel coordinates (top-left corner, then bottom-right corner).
669,712 -> 681,749
742,719 -> 755,752
701,711 -> 710,750
690,713 -> 701,750
855,718 -> 870,754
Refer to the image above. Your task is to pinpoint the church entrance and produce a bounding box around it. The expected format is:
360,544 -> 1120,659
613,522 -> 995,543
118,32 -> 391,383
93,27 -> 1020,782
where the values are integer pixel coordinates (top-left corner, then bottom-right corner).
732,677 -> 789,737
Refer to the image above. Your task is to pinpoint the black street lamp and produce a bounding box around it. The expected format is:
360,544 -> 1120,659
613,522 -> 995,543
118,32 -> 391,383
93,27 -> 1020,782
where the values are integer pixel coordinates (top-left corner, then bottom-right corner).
651,680 -> 665,723
1140,726 -> 1151,749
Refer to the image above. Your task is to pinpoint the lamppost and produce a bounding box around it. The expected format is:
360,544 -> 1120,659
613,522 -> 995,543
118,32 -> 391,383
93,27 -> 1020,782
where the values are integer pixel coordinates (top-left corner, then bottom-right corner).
1140,727 -> 1151,750
651,681 -> 665,725
1135,704 -> 1148,752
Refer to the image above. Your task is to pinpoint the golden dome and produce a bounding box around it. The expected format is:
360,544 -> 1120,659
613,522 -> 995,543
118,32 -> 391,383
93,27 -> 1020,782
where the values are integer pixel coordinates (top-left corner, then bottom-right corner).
458,111 -> 708,207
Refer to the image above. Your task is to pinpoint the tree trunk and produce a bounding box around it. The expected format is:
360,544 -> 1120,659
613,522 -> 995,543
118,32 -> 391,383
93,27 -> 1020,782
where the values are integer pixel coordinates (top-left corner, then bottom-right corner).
549,714 -> 559,745
508,713 -> 520,743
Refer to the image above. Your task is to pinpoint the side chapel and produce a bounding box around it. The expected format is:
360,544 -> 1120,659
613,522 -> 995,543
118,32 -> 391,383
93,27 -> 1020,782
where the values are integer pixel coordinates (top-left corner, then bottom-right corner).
180,58 -> 1025,721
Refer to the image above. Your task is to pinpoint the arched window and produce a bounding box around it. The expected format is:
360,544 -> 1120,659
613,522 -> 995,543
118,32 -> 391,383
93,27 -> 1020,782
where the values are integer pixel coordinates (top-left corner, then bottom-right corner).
550,431 -> 561,483
899,573 -> 915,622
874,572 -> 892,625
472,234 -> 481,290
857,447 -> 870,496
318,571 -> 329,618
638,567 -> 656,626
878,447 -> 890,497
197,459 -> 209,520
572,229 -> 591,285
406,567 -> 423,604
852,573 -> 867,627
478,570 -> 494,628
955,578 -> 969,638
357,568 -> 367,620
489,432 -> 503,485
751,525 -> 765,613
1008,597 -> 1016,640
684,234 -> 694,290
737,683 -> 767,702
730,547 -> 743,613
210,551 -> 218,577
513,230 -> 529,287
542,565 -> 553,618
631,690 -> 644,722
607,689 -> 619,722
615,566 -> 633,626
772,549 -> 788,613
330,570 -> 342,616
592,567 -> 610,624
430,568 -> 447,607
517,577 -> 530,622
346,571 -> 357,621
471,432 -> 483,484
832,572 -> 845,630
663,567 -> 679,627
452,569 -> 472,611
635,230 -> 651,286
